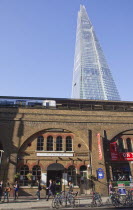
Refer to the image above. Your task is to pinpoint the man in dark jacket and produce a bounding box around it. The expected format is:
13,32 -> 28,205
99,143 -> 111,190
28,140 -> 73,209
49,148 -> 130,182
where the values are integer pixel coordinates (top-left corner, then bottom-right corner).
36,180 -> 42,200
46,179 -> 53,201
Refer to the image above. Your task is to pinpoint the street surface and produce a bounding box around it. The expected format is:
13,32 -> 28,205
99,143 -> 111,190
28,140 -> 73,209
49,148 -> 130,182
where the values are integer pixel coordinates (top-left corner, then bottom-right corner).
0,196 -> 133,210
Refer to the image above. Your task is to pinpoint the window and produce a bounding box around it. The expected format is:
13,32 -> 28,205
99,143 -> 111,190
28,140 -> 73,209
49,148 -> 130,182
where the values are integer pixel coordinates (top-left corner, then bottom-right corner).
68,165 -> 77,186
37,136 -> 44,151
32,165 -> 41,186
126,138 -> 132,152
80,165 -> 87,179
118,138 -> 125,152
66,136 -> 72,151
56,136 -> 62,151
19,165 -> 29,186
112,167 -> 130,181
47,136 -> 53,151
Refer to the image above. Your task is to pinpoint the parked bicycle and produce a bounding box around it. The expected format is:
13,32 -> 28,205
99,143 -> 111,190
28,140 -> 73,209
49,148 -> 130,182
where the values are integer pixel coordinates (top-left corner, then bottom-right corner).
89,192 -> 103,207
107,190 -> 133,207
52,191 -> 78,209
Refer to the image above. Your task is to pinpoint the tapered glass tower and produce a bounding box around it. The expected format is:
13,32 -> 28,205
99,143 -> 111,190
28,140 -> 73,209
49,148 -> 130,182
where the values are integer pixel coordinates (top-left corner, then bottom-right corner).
72,5 -> 120,100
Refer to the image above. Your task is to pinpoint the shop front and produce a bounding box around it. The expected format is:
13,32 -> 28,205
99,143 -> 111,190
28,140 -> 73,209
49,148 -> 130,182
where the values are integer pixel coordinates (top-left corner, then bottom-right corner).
110,135 -> 133,191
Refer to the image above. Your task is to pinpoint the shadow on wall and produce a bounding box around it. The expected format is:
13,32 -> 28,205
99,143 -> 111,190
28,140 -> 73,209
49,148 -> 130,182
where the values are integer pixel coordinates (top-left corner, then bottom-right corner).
0,107 -> 24,186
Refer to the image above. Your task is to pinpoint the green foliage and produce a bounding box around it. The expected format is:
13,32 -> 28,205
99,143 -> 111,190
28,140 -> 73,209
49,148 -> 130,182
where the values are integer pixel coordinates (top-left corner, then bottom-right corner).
26,173 -> 33,180
88,174 -> 96,180
14,172 -> 20,179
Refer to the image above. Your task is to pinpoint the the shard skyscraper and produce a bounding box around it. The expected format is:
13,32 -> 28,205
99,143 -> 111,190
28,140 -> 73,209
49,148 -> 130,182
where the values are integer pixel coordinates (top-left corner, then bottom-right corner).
72,5 -> 120,100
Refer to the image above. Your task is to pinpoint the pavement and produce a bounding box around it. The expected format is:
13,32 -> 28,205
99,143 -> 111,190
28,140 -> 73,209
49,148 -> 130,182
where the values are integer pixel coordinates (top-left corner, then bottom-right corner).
0,196 -> 112,210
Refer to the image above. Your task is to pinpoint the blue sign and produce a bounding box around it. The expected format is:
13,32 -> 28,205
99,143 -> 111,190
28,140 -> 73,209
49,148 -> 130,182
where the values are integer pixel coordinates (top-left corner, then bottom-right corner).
118,188 -> 126,195
97,168 -> 104,179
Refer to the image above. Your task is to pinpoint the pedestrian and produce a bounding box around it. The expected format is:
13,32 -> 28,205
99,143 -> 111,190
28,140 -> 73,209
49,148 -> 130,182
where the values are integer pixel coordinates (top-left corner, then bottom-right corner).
46,179 -> 54,201
68,181 -> 73,193
3,182 -> 10,202
36,180 -> 42,200
109,181 -> 113,195
0,181 -> 3,202
13,181 -> 19,200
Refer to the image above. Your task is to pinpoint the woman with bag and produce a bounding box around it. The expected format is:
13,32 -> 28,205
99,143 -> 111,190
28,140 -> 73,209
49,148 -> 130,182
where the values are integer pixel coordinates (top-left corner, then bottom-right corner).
3,182 -> 10,202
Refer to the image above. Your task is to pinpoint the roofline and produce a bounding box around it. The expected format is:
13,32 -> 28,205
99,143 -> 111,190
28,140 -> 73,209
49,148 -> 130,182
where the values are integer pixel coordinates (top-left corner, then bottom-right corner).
0,95 -> 133,105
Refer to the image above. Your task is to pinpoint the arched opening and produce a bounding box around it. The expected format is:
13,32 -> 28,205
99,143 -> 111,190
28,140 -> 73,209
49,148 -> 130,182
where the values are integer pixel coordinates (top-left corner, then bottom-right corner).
47,163 -> 65,192
109,130 -> 133,185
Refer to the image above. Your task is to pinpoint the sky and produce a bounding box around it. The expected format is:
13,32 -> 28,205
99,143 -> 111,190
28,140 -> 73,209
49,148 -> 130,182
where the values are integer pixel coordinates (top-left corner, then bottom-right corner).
0,0 -> 133,101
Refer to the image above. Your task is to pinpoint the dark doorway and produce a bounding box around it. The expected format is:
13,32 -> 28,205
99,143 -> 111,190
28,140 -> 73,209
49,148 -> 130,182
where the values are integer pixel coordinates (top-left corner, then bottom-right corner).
47,163 -> 64,192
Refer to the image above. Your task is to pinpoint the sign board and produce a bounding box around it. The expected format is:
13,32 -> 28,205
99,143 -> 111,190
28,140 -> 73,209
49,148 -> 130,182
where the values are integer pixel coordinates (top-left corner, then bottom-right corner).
118,183 -> 126,195
118,183 -> 125,188
97,133 -> 102,160
130,183 -> 133,188
110,142 -> 119,161
97,168 -> 104,179
118,188 -> 126,195
110,142 -> 133,161
37,153 -> 73,157
41,173 -> 47,185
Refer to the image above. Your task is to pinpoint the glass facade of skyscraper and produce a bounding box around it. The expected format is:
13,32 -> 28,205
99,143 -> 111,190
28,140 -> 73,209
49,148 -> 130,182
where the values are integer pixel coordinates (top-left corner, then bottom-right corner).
72,5 -> 120,100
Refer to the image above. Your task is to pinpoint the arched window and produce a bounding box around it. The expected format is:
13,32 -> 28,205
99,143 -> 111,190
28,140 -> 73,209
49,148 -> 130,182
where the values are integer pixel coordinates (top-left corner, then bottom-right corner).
118,138 -> 125,152
37,136 -> 44,151
20,165 -> 29,186
66,136 -> 72,151
127,138 -> 132,152
32,165 -> 41,186
47,136 -> 53,151
68,165 -> 77,186
56,136 -> 62,151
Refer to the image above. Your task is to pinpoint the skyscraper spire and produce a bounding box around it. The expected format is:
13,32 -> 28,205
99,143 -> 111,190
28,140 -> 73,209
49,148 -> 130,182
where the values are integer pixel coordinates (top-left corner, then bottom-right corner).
72,5 -> 120,101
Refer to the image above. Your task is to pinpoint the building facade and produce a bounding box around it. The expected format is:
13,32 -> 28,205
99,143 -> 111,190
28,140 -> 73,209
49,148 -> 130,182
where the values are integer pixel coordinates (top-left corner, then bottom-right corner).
72,5 -> 120,101
0,97 -> 133,196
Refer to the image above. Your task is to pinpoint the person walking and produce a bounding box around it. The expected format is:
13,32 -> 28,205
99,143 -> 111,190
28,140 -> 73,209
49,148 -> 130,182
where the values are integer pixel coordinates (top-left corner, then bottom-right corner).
46,179 -> 54,201
68,181 -> 73,192
3,182 -> 10,202
0,181 -> 3,202
13,181 -> 19,200
36,180 -> 42,200
109,181 -> 113,195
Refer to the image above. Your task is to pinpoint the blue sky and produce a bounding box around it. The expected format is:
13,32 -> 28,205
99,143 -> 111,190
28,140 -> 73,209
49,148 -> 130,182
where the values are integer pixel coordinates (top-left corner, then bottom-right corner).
0,0 -> 133,101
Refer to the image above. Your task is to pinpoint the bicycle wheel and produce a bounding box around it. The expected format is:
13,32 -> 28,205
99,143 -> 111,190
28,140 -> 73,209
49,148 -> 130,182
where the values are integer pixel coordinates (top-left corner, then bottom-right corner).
52,199 -> 56,208
55,200 -> 60,209
52,198 -> 60,209
97,199 -> 102,207
68,195 -> 75,207
91,200 -> 97,207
